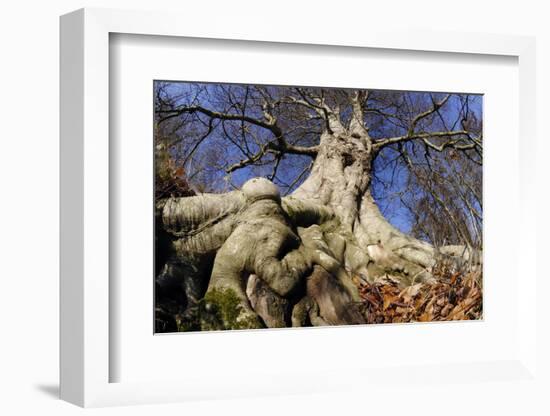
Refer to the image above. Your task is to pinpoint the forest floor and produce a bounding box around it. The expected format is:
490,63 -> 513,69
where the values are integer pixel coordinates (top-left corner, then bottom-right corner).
356,263 -> 483,324
155,262 -> 483,332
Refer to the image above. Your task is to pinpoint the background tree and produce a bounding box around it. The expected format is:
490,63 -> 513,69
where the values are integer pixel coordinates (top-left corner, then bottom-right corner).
154,81 -> 482,331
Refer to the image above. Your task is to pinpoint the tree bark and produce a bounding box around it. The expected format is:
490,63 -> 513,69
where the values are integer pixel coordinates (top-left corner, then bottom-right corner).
156,126 -> 476,331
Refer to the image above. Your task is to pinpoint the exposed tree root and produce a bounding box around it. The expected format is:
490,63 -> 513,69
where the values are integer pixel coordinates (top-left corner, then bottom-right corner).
155,176 -> 480,331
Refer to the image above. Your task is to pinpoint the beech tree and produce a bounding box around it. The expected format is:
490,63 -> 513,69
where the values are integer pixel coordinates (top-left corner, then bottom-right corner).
154,82 -> 482,331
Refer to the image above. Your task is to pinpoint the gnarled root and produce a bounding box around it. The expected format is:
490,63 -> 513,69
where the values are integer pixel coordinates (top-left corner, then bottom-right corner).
199,179 -> 312,330
156,177 -> 480,331
305,266 -> 366,325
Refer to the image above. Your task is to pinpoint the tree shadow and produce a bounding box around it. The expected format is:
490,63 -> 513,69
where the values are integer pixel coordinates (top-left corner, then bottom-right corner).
34,383 -> 59,399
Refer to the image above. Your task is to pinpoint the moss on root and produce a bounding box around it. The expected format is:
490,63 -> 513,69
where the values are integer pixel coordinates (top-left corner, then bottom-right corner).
199,288 -> 264,331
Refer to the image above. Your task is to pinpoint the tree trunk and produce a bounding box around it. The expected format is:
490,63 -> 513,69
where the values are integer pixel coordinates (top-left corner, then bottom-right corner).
156,127 -> 471,331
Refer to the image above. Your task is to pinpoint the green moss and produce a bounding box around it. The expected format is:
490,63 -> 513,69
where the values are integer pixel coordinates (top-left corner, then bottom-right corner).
174,309 -> 201,332
199,288 -> 263,331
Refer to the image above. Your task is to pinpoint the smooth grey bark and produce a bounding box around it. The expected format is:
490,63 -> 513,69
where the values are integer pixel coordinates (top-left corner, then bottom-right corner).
157,121 -> 477,330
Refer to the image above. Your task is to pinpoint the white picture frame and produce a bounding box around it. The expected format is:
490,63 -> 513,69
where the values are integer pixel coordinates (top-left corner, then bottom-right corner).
60,7 -> 540,408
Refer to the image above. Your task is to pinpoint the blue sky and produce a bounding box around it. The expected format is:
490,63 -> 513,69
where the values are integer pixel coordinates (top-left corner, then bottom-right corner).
155,81 -> 482,235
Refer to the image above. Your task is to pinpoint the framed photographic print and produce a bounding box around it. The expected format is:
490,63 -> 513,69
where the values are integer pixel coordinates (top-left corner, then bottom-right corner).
60,7 -> 540,409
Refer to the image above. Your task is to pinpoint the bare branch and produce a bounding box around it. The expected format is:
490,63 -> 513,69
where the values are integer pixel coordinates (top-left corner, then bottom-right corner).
225,137 -> 318,175
407,95 -> 451,136
371,94 -> 482,155
159,103 -> 319,164
182,118 -> 216,165
157,105 -> 276,131
373,130 -> 477,151
225,144 -> 270,173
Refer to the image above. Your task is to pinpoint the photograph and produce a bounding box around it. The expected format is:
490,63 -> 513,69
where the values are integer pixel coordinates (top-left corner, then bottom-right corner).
154,81 -> 483,333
